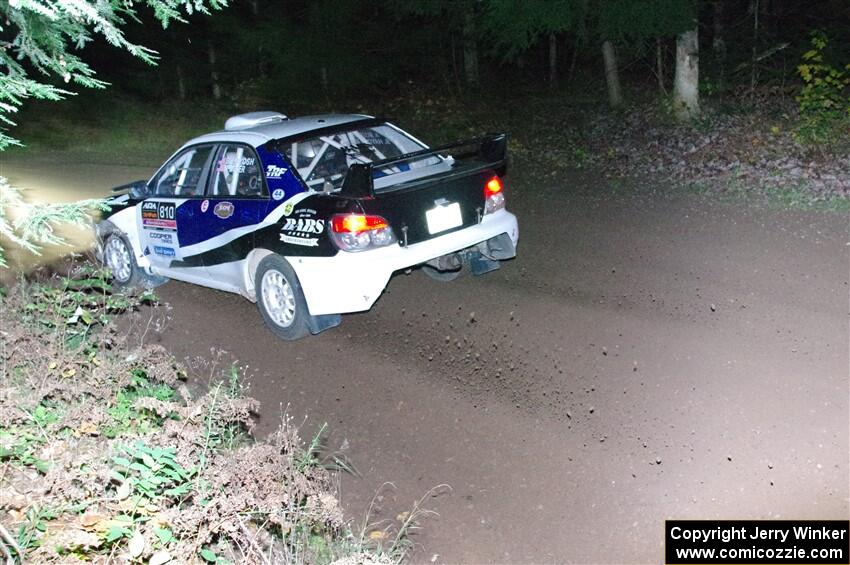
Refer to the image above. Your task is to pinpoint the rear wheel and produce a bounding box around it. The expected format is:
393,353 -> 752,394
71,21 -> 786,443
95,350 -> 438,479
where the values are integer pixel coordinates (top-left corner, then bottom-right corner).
421,264 -> 463,281
256,255 -> 310,340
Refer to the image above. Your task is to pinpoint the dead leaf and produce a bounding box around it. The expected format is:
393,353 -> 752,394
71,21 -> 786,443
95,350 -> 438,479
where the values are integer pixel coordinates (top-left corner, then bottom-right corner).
150,550 -> 173,565
116,481 -> 132,501
369,530 -> 389,541
128,530 -> 145,558
79,513 -> 107,530
47,528 -> 103,550
396,511 -> 410,522
75,421 -> 100,437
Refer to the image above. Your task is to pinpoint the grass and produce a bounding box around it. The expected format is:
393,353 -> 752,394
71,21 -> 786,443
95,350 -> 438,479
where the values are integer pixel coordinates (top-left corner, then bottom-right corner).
684,176 -> 850,213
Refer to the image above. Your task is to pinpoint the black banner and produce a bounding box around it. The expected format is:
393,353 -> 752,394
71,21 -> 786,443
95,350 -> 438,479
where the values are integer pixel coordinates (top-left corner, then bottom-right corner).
666,520 -> 850,564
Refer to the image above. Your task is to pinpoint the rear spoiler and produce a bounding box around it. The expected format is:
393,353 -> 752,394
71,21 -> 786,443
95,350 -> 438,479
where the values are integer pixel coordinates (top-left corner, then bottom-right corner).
340,133 -> 507,199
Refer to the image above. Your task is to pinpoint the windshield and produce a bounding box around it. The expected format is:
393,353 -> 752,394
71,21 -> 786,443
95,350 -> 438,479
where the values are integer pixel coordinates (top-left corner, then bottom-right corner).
280,123 -> 444,191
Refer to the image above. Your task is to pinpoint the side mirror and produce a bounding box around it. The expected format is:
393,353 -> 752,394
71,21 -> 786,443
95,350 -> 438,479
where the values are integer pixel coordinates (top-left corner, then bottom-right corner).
130,181 -> 152,200
112,180 -> 151,200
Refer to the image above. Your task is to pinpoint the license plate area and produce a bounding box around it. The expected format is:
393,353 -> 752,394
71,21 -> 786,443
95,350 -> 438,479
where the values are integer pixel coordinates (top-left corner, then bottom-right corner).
425,202 -> 463,235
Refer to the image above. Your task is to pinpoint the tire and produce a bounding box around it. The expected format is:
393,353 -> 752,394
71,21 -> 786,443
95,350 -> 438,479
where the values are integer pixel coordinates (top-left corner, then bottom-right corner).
255,255 -> 311,341
421,264 -> 463,282
103,233 -> 144,289
102,232 -> 168,290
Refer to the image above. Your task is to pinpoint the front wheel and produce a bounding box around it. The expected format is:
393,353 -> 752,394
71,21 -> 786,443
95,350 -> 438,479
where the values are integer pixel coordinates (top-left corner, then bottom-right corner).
256,255 -> 310,341
102,232 -> 168,290
103,233 -> 143,289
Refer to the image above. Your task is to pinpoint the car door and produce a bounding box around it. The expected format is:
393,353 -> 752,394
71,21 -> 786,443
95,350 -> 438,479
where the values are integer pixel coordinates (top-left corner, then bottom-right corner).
177,143 -> 266,287
137,144 -> 216,274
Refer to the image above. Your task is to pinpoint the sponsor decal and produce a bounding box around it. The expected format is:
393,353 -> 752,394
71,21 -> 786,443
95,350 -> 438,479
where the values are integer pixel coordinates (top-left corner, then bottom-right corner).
282,202 -> 294,216
282,217 -> 325,234
279,207 -> 325,247
200,199 -> 210,213
153,245 -> 175,257
141,201 -> 176,230
149,232 -> 173,243
265,164 -> 288,179
217,154 -> 256,175
272,188 -> 285,201
213,201 -> 234,219
280,234 -> 319,247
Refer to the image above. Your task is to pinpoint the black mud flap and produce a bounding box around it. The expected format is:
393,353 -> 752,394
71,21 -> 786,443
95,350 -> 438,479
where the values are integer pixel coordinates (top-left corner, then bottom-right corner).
308,314 -> 342,335
469,251 -> 500,276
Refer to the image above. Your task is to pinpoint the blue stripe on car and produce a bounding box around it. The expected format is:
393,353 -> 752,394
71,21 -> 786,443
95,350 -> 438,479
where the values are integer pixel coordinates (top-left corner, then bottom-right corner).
176,147 -> 303,248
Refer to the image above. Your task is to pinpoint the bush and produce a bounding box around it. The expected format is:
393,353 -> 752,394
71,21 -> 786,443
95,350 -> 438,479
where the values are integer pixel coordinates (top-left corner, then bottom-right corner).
794,32 -> 850,150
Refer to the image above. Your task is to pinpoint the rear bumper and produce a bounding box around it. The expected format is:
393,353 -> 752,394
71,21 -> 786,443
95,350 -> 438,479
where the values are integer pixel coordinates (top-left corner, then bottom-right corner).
289,209 -> 518,316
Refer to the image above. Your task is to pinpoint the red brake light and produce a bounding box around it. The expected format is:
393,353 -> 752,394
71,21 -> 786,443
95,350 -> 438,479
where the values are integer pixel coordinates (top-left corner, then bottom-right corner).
485,176 -> 503,197
329,213 -> 396,252
331,214 -> 389,233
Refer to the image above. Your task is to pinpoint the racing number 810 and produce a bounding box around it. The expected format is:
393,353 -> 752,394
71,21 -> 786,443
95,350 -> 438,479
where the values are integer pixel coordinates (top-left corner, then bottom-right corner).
158,203 -> 175,220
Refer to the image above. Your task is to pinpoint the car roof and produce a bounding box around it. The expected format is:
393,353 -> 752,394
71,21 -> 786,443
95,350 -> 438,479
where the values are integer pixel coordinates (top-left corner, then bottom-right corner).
180,114 -> 375,150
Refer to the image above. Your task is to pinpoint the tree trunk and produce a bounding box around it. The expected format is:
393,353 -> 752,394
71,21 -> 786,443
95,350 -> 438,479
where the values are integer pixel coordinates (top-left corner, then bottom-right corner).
462,12 -> 479,88
712,0 -> 726,89
601,40 -> 623,108
750,0 -> 759,98
568,34 -> 579,80
176,64 -> 187,101
673,28 -> 700,121
656,38 -> 666,95
208,43 -> 221,100
548,32 -> 558,88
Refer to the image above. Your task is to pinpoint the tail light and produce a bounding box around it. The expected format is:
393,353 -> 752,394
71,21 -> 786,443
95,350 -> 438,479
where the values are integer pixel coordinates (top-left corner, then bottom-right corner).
484,175 -> 505,215
330,213 -> 397,252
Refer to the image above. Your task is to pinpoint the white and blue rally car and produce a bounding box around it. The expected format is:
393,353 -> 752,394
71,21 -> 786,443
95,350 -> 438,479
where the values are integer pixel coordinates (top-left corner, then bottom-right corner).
98,112 -> 519,340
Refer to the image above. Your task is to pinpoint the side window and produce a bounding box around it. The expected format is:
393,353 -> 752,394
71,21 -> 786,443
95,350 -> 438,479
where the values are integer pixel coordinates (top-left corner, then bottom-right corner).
153,145 -> 215,197
210,144 -> 264,197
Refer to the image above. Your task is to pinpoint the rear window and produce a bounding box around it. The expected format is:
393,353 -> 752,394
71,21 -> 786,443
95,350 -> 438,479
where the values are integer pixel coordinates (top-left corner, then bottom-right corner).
279,123 -> 442,191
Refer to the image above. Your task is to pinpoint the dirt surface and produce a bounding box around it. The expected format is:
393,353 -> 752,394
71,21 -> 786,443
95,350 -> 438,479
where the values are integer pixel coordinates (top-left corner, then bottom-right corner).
13,161 -> 850,562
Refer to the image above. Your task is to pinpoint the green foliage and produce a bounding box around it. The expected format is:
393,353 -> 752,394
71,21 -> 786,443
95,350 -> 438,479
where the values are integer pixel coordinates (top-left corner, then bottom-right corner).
0,180 -> 110,269
111,441 -> 196,507
0,403 -> 61,474
21,263 -> 155,348
103,369 -> 177,438
199,547 -> 231,563
794,32 -> 850,149
483,0 -> 585,59
0,0 -> 226,149
15,505 -> 60,553
592,0 -> 695,45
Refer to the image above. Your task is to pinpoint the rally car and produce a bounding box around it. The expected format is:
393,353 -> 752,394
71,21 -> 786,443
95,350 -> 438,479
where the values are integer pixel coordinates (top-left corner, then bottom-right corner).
97,111 -> 519,340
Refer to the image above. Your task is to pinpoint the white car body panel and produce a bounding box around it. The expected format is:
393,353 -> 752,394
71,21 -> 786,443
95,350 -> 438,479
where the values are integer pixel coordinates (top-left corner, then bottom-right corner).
289,209 -> 519,316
